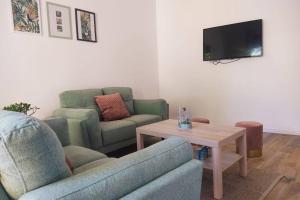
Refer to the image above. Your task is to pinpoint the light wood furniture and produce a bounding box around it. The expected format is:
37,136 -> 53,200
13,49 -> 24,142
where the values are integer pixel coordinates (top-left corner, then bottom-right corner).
136,119 -> 247,200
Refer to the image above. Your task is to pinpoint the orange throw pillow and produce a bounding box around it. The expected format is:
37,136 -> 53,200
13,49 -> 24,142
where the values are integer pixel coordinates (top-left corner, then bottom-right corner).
95,93 -> 130,121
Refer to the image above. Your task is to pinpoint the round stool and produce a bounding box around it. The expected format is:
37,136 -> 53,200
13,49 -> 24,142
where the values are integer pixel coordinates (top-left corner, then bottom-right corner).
192,117 -> 210,124
235,121 -> 263,158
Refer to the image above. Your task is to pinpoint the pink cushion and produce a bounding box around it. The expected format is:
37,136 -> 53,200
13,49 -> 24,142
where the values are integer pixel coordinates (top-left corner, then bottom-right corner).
235,121 -> 263,149
192,117 -> 210,124
65,156 -> 73,173
235,121 -> 263,128
95,93 -> 130,121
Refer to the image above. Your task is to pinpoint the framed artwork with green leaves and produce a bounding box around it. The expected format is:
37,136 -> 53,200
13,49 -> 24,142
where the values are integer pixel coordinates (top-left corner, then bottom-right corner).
75,9 -> 97,43
10,0 -> 42,34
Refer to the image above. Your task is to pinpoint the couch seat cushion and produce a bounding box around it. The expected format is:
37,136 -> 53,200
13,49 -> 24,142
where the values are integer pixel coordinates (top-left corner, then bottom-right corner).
124,114 -> 162,127
100,120 -> 136,145
73,158 -> 117,174
63,146 -> 107,169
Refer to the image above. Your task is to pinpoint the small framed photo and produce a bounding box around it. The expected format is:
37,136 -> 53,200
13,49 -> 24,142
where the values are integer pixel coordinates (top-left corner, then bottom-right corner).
75,9 -> 97,43
46,2 -> 73,39
10,0 -> 42,34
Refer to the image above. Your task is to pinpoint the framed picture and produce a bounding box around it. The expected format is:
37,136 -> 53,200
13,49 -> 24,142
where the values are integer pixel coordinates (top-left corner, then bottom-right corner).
46,2 -> 73,39
75,9 -> 97,42
10,0 -> 42,34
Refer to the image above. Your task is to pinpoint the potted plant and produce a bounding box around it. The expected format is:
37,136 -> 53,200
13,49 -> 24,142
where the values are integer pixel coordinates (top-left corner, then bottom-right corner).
3,102 -> 39,116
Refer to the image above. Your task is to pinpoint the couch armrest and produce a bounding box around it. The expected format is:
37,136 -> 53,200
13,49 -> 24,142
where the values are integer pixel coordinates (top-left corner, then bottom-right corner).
44,117 -> 71,146
134,99 -> 169,120
19,137 -> 194,200
120,160 -> 203,200
66,118 -> 91,148
53,108 -> 102,149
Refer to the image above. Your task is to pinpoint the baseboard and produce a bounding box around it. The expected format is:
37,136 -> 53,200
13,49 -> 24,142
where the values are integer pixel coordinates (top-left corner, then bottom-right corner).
215,120 -> 300,136
172,117 -> 300,136
263,128 -> 300,136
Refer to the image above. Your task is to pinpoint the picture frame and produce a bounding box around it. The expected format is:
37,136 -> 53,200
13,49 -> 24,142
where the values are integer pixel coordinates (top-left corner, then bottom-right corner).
75,9 -> 97,43
46,2 -> 73,40
10,0 -> 42,35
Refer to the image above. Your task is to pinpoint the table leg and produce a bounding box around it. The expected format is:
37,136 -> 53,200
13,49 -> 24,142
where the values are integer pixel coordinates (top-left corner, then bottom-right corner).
212,146 -> 223,200
136,132 -> 145,150
237,131 -> 247,177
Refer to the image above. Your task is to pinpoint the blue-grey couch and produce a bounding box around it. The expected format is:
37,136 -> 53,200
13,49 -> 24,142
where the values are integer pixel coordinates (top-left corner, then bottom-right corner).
0,111 -> 203,200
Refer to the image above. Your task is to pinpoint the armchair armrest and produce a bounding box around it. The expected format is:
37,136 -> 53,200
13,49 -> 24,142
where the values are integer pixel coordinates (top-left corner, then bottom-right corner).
53,108 -> 102,149
134,99 -> 169,120
120,160 -> 203,200
43,117 -> 71,146
19,137 -> 197,200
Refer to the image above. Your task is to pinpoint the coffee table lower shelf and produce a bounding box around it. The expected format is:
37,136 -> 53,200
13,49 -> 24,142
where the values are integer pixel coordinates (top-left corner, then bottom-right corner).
202,152 -> 242,171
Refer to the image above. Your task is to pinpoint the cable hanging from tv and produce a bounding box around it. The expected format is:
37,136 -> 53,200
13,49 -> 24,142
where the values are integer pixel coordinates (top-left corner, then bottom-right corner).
203,19 -> 263,65
211,58 -> 240,65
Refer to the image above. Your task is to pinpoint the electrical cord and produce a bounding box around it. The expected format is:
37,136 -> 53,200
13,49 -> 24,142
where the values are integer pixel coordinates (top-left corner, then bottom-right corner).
211,58 -> 240,65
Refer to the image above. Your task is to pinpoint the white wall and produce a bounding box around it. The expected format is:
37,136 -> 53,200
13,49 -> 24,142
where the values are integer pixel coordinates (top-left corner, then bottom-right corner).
0,0 -> 159,118
157,0 -> 300,134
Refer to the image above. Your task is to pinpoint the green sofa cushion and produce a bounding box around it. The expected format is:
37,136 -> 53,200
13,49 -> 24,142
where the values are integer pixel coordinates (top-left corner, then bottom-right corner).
123,114 -> 162,127
63,146 -> 107,169
73,158 -> 117,174
60,89 -> 103,115
0,111 -> 71,200
102,87 -> 135,115
100,120 -> 136,145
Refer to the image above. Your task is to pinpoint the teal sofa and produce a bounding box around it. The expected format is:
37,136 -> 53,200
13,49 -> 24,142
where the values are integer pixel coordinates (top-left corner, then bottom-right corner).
0,112 -> 203,200
54,87 -> 169,153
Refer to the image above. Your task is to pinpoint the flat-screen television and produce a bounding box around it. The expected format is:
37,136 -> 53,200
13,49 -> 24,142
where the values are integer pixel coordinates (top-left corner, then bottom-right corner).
203,19 -> 263,61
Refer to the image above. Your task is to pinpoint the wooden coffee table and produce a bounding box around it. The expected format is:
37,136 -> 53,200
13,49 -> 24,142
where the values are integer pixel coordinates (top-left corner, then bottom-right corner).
136,119 -> 247,200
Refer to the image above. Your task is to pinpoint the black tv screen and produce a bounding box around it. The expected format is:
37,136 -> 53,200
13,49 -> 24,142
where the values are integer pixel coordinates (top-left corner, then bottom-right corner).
203,19 -> 263,61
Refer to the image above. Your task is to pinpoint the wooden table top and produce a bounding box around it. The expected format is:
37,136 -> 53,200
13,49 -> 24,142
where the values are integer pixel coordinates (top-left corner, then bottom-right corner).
137,119 -> 246,147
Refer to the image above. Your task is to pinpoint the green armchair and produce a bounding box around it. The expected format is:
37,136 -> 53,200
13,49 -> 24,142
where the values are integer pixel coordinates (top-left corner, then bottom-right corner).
54,87 -> 169,153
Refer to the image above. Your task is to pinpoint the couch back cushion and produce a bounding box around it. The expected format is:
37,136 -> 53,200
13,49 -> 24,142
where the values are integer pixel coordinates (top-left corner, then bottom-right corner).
60,89 -> 103,114
102,87 -> 135,115
0,111 -> 71,199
